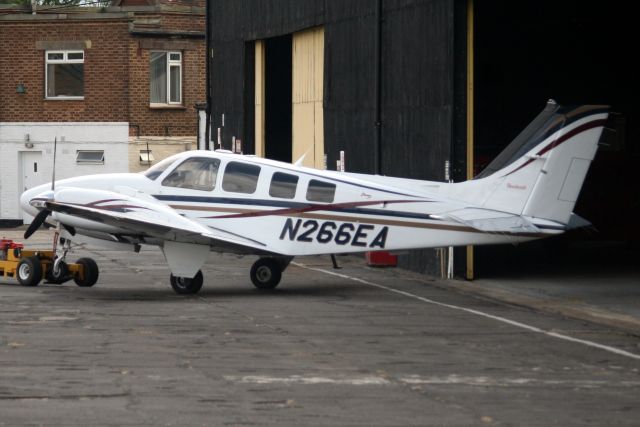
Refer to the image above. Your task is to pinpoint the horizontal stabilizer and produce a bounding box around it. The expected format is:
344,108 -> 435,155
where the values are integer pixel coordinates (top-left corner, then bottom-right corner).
444,102 -> 608,227
444,208 -> 541,234
566,213 -> 593,230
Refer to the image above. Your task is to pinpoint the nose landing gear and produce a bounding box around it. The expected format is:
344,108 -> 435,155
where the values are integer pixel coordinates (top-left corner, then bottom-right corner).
46,258 -> 69,284
48,233 -> 99,287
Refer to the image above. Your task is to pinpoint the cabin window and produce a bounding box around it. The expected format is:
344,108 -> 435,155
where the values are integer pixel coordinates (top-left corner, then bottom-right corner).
222,161 -> 261,194
306,179 -> 336,203
162,157 -> 220,191
269,172 -> 298,199
76,150 -> 104,165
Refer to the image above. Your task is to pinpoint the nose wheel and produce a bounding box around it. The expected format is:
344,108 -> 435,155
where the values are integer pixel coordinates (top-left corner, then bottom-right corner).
46,258 -> 69,284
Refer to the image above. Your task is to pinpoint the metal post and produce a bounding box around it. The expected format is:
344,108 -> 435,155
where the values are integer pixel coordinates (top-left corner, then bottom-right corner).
445,160 -> 454,279
204,0 -> 211,150
373,0 -> 382,174
466,0 -> 475,280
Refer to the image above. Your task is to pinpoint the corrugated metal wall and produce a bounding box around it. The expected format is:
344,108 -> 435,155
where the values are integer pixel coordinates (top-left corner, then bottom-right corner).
209,0 -> 457,176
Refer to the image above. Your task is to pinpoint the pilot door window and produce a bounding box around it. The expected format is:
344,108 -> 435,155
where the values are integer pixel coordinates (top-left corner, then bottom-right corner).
161,157 -> 220,191
222,162 -> 261,194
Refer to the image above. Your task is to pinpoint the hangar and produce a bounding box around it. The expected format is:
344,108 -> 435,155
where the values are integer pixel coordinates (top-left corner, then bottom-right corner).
206,0 -> 637,278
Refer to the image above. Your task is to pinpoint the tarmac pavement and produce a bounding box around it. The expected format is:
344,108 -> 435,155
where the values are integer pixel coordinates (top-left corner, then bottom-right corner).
1,228 -> 639,426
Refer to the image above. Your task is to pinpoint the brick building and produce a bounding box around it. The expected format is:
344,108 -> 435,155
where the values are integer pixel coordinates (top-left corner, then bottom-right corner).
0,0 -> 205,224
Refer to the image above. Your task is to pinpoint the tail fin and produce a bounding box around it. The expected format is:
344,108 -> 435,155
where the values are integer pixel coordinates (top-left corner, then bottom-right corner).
454,100 -> 609,225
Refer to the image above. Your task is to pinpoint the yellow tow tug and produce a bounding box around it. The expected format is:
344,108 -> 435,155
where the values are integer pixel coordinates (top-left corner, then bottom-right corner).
0,238 -> 98,287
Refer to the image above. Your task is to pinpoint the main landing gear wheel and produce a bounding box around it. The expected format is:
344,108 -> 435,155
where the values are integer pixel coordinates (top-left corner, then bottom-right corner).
46,259 -> 69,284
250,258 -> 282,289
170,270 -> 203,295
17,256 -> 43,287
74,257 -> 99,287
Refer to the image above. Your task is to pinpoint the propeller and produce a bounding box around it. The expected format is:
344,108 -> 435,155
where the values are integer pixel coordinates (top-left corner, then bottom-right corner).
23,137 -> 57,239
24,208 -> 51,239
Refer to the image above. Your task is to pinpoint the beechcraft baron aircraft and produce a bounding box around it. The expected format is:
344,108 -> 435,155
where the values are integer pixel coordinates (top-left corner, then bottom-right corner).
20,101 -> 609,294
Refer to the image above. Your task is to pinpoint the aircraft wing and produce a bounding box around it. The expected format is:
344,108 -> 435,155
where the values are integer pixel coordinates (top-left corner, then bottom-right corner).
47,188 -> 272,254
440,208 -> 543,234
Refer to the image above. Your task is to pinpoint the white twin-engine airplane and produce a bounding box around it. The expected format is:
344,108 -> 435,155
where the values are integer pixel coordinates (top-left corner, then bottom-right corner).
20,101 -> 608,294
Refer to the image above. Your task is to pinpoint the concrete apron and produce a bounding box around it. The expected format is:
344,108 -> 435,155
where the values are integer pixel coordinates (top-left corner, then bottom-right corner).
2,226 -> 639,335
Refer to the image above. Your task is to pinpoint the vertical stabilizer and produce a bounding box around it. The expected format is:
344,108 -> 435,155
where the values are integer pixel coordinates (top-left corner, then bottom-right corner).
451,101 -> 609,226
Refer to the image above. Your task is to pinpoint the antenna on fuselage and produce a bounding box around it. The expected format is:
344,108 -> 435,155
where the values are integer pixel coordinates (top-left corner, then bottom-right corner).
293,151 -> 308,167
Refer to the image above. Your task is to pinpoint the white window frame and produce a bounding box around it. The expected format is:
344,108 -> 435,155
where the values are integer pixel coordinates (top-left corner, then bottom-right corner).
139,149 -> 155,165
45,50 -> 85,100
150,51 -> 183,106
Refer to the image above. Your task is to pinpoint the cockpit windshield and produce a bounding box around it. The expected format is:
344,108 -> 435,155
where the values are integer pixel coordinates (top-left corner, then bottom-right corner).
162,157 -> 221,191
142,156 -> 178,180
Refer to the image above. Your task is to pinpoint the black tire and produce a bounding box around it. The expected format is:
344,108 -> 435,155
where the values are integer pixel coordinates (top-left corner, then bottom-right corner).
17,256 -> 43,287
170,271 -> 203,295
74,257 -> 99,287
46,259 -> 69,284
250,258 -> 282,289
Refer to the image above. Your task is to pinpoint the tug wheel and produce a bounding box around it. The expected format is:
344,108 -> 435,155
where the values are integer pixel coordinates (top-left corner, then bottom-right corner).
17,256 -> 43,287
170,271 -> 203,295
250,258 -> 282,289
74,258 -> 99,287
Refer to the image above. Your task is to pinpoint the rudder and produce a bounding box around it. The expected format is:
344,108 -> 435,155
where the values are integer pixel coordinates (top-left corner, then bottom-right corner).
471,101 -> 609,225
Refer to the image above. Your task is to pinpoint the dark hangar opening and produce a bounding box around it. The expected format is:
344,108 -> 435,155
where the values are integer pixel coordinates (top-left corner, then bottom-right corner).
473,0 -> 638,277
264,34 -> 293,163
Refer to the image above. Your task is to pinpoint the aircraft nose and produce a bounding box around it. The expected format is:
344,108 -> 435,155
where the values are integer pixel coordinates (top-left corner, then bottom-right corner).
20,184 -> 50,217
20,188 -> 37,217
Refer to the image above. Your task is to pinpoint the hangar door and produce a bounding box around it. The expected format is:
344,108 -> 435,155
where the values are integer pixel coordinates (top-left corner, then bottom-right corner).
254,27 -> 325,168
291,27 -> 325,169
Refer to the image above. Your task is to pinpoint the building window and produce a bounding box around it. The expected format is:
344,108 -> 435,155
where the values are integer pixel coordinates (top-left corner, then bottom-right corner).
139,150 -> 155,165
76,150 -> 104,165
150,51 -> 182,105
46,51 -> 84,99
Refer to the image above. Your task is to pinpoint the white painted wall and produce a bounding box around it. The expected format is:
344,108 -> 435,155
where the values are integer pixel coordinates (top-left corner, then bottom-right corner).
0,122 -> 130,222
198,109 -> 207,150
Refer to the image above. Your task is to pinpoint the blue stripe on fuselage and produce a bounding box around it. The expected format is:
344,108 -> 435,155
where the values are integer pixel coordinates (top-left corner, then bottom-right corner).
153,195 -> 435,221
